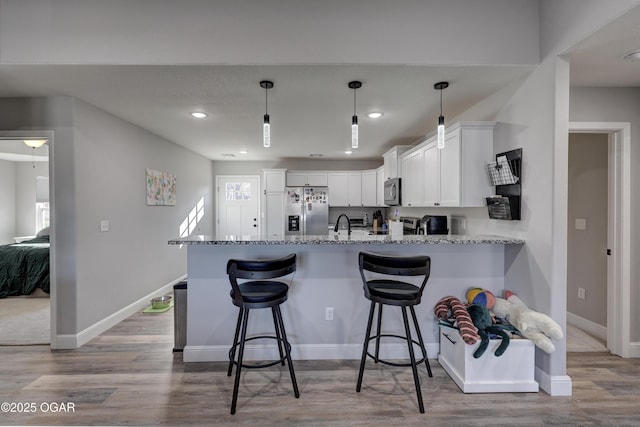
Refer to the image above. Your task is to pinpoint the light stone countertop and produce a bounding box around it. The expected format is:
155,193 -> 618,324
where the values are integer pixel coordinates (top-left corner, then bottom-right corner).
168,232 -> 524,245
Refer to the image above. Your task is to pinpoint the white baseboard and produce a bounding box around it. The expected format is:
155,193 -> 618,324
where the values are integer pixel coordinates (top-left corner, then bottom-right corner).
184,342 -> 440,363
53,275 -> 186,349
535,367 -> 572,396
628,342 -> 640,357
566,312 -> 607,340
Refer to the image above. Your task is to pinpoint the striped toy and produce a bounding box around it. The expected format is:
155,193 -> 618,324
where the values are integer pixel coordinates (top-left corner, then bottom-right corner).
434,295 -> 479,345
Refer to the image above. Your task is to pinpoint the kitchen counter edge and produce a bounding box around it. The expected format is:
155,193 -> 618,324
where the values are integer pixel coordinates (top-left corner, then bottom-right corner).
168,234 -> 525,245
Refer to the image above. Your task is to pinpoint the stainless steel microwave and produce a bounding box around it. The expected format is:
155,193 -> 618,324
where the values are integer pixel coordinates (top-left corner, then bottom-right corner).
383,178 -> 401,206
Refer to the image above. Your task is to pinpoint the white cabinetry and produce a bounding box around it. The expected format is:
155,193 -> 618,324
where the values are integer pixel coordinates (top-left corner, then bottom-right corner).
382,146 -> 412,180
286,171 -> 328,186
400,121 -> 495,208
264,168 -> 286,192
347,172 -> 362,206
361,170 -> 377,207
262,169 -> 286,236
327,170 -> 377,207
376,166 -> 385,207
401,149 -> 423,207
327,172 -> 348,206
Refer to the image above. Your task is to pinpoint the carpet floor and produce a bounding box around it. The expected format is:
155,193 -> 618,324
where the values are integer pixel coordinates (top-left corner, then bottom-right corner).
0,296 -> 50,345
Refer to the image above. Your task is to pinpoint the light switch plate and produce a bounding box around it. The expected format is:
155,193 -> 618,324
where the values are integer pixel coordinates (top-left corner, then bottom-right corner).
575,218 -> 587,230
100,220 -> 109,232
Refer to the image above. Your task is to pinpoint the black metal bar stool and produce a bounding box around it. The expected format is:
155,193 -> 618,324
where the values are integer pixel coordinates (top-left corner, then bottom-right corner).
355,251 -> 432,413
226,253 -> 299,415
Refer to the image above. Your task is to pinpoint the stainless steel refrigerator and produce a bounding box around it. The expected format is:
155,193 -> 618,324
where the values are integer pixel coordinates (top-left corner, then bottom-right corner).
284,187 -> 329,235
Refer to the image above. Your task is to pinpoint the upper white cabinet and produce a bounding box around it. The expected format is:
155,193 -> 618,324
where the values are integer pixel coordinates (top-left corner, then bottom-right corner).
347,172 -> 362,206
376,166 -> 385,207
326,170 -> 378,207
401,150 -> 423,207
361,170 -> 377,207
401,121 -> 495,208
382,146 -> 412,180
286,171 -> 328,186
264,168 -> 286,192
327,172 -> 348,206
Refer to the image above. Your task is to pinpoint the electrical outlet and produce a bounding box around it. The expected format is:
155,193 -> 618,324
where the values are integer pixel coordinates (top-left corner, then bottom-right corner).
100,220 -> 110,232
325,307 -> 334,321
578,288 -> 586,300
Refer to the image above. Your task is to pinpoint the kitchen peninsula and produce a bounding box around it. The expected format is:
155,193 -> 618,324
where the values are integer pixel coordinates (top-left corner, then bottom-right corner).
169,233 -> 524,363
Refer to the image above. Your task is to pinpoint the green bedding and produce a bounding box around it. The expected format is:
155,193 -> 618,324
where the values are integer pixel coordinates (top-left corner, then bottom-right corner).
0,236 -> 50,298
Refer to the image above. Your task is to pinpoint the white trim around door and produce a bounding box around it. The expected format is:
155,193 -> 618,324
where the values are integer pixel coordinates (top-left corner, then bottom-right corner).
568,122 -> 631,357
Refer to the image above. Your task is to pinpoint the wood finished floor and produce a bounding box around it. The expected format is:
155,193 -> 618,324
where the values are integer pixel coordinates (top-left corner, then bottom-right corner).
1,308 -> 639,426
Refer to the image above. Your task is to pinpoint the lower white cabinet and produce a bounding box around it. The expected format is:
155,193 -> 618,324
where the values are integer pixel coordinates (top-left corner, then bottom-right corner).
438,326 -> 538,393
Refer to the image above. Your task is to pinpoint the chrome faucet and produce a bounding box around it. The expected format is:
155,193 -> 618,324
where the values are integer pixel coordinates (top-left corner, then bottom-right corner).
334,214 -> 351,235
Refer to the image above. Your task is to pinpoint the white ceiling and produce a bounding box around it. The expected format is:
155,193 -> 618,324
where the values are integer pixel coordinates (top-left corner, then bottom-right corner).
0,139 -> 49,162
0,5 -> 638,163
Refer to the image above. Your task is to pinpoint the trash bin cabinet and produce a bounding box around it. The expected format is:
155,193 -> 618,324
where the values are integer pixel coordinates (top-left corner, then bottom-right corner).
173,280 -> 188,352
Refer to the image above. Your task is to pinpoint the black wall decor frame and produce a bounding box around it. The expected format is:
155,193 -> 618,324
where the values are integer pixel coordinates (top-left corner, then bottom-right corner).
486,148 -> 522,220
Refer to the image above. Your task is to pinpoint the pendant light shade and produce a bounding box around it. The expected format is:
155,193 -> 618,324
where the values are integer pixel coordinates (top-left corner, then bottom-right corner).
349,81 -> 362,149
434,81 -> 449,149
260,80 -> 273,148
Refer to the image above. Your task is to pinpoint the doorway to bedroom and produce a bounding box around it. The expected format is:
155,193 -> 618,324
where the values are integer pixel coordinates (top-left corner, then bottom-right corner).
0,138 -> 51,345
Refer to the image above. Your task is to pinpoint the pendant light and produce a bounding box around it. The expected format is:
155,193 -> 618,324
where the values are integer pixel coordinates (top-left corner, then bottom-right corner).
260,80 -> 273,148
434,81 -> 449,149
348,81 -> 362,149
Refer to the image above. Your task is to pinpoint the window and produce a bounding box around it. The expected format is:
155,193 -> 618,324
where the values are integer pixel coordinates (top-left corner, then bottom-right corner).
36,202 -> 50,232
225,182 -> 251,201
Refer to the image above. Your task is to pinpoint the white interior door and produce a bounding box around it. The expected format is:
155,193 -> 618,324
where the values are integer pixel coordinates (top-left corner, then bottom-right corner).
217,175 -> 260,236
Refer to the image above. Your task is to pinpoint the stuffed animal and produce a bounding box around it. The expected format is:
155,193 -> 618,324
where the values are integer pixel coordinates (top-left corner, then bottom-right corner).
434,296 -> 479,345
466,304 -> 510,358
492,291 -> 564,353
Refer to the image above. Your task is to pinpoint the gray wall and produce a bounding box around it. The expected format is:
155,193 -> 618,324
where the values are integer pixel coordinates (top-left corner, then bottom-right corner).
0,159 -> 15,244
569,87 -> 640,340
0,156 -> 49,243
15,161 -> 49,237
567,133 -> 607,326
0,96 -> 214,337
71,98 -> 214,332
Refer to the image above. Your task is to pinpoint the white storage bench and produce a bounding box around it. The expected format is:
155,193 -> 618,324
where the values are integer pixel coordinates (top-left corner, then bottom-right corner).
438,325 -> 539,393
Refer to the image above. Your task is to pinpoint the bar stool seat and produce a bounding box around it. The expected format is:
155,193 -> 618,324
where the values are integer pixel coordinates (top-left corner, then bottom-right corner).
226,253 -> 299,415
356,251 -> 432,414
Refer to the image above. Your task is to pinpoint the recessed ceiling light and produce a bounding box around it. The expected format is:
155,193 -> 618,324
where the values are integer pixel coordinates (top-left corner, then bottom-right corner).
344,150 -> 353,155
367,112 -> 384,119
623,50 -> 640,62
239,150 -> 248,155
190,111 -> 208,119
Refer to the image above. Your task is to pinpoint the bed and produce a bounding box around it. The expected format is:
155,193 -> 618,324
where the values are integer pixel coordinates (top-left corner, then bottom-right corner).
0,235 -> 50,298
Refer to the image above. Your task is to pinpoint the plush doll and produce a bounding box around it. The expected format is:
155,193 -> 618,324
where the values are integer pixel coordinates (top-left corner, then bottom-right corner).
466,304 -> 510,358
434,296 -> 479,344
492,291 -> 564,353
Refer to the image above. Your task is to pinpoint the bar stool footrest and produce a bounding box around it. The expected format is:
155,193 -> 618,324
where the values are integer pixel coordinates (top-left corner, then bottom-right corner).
365,333 -> 427,367
229,335 -> 291,369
